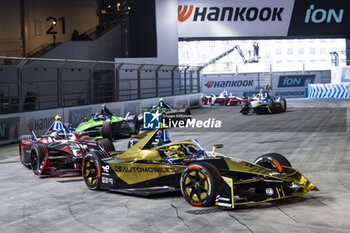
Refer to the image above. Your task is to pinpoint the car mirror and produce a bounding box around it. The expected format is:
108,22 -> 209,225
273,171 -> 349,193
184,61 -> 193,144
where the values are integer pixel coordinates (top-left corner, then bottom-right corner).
212,144 -> 223,155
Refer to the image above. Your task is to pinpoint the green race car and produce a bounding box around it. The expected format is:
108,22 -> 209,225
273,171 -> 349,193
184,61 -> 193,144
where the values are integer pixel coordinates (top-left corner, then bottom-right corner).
138,98 -> 191,128
75,105 -> 140,140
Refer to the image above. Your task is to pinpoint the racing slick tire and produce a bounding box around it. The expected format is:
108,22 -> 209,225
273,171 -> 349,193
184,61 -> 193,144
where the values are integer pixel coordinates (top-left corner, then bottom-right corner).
180,162 -> 221,207
19,135 -> 32,167
102,121 -> 113,141
98,138 -> 115,152
133,116 -> 140,135
31,144 -> 48,175
224,97 -> 229,106
281,98 -> 287,112
254,153 -> 292,173
82,151 -> 110,190
240,102 -> 249,115
267,101 -> 275,114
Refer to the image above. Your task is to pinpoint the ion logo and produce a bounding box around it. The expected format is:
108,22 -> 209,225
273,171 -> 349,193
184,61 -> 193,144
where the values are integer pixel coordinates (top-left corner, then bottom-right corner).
341,68 -> 350,82
143,111 -> 161,129
305,4 -> 344,24
178,5 -> 194,22
277,75 -> 316,88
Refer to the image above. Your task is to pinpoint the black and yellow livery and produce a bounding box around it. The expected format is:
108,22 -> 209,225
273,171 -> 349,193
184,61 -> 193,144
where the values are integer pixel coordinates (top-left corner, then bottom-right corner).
240,92 -> 287,115
82,130 -> 318,208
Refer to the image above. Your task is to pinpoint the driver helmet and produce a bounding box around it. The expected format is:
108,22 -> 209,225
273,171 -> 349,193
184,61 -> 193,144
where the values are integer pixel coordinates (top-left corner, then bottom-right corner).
159,129 -> 171,145
158,98 -> 165,108
166,145 -> 185,158
50,115 -> 67,139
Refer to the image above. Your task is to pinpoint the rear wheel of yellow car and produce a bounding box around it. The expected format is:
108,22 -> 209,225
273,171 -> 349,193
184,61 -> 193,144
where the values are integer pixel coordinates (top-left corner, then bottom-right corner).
180,162 -> 220,207
82,152 -> 103,190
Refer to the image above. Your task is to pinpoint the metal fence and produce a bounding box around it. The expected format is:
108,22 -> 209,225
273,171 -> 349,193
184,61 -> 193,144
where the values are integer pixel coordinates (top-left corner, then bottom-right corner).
0,56 -> 201,114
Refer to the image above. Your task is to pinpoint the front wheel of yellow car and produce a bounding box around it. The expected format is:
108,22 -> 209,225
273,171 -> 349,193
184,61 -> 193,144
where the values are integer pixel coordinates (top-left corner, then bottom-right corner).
180,162 -> 220,207
82,152 -> 103,190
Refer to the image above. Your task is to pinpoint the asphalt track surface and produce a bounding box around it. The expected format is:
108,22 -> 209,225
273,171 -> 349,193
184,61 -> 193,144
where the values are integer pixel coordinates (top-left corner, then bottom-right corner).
1,98 -> 350,233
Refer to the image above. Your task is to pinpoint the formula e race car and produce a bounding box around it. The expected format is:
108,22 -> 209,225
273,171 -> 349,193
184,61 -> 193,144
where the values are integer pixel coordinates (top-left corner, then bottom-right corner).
75,104 -> 140,140
138,98 -> 191,128
19,115 -> 115,175
240,91 -> 287,115
203,91 -> 243,106
82,129 -> 318,208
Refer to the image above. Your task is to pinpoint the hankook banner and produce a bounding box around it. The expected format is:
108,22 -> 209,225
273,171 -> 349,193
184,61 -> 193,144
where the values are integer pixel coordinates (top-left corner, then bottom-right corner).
201,75 -> 256,95
178,0 -> 349,38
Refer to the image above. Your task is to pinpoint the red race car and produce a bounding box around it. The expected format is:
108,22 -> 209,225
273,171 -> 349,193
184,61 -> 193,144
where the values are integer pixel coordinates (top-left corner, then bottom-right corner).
19,115 -> 114,176
203,91 -> 243,106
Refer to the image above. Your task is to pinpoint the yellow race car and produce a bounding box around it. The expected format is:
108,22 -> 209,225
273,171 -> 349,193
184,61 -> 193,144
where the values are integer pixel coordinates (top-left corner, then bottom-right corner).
82,129 -> 318,208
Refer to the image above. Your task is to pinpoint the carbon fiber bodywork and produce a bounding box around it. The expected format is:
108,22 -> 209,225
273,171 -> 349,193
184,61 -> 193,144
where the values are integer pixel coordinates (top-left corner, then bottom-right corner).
82,130 -> 318,208
240,92 -> 287,115
75,105 -> 139,138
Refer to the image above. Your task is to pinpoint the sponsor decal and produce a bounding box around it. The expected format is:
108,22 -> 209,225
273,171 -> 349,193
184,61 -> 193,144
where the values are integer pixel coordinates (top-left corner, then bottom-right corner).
114,166 -> 176,173
305,4 -> 344,24
204,80 -> 254,89
277,75 -> 315,88
275,90 -> 306,97
178,5 -> 284,22
288,1 -> 349,37
102,165 -> 110,173
341,68 -> 350,82
34,117 -> 55,131
102,177 -> 113,184
178,0 -> 294,38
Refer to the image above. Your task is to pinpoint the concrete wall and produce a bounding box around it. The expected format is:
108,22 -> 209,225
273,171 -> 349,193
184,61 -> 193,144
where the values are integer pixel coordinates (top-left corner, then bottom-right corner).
0,0 -> 99,57
0,0 -> 22,56
42,25 -> 123,60
0,93 -> 201,145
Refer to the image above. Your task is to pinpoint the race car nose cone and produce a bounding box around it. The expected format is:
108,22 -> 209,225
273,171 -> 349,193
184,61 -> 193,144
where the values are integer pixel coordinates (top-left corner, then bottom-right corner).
265,188 -> 274,196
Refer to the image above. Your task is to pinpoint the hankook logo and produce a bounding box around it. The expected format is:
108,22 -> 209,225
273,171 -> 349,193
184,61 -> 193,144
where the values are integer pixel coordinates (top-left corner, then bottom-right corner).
178,5 -> 194,22
178,5 -> 284,22
204,80 -> 254,88
204,81 -> 214,88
